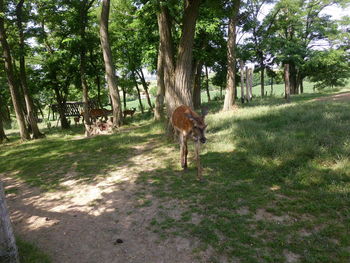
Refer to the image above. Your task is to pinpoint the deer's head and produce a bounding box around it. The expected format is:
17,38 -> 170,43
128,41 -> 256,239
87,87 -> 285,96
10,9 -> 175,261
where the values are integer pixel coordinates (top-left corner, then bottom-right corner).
186,108 -> 208,144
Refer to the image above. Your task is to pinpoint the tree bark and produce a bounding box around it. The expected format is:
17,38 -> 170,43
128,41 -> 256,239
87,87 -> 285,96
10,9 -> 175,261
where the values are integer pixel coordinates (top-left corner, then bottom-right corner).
205,65 -> 210,102
100,0 -> 122,128
159,0 -> 200,119
223,0 -> 240,111
173,0 -> 201,110
260,59 -> 265,97
0,0 -> 30,141
0,95 -> 8,143
53,86 -> 70,129
289,62 -> 298,94
249,68 -> 253,100
136,69 -> 153,110
133,71 -> 144,114
300,77 -> 304,94
0,182 -> 19,263
80,0 -> 92,134
158,4 -> 175,119
154,41 -> 165,120
16,0 -> 44,139
240,60 -> 245,103
284,64 -> 290,102
193,60 -> 202,109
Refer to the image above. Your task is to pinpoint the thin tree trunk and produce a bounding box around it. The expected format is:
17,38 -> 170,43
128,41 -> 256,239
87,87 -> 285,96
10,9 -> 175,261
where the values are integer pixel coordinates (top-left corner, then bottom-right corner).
0,95 -> 8,142
53,86 -> 70,129
137,69 -> 153,110
205,65 -> 210,102
89,49 -> 103,108
223,0 -> 240,111
240,60 -> 245,103
193,61 -> 202,109
245,66 -> 250,102
300,77 -> 304,94
133,72 -> 144,114
270,77 -> 273,95
260,60 -> 265,97
16,0 -> 44,139
284,64 -> 290,102
249,68 -> 253,100
0,182 -> 19,263
80,3 -> 91,134
100,0 -> 122,128
121,86 -> 127,110
0,0 -> 30,141
154,41 -> 165,120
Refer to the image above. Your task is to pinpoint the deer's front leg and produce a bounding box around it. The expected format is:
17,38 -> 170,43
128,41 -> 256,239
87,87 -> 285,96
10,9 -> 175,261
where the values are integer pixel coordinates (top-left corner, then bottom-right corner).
195,140 -> 202,180
180,134 -> 187,169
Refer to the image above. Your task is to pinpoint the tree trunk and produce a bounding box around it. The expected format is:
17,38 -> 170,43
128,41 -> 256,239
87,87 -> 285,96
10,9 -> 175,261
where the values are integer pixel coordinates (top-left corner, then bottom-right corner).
158,4 -> 175,119
249,68 -> 253,100
154,41 -> 165,120
0,0 -> 30,141
300,77 -> 304,94
0,182 -> 19,263
260,60 -> 265,97
89,49 -> 103,108
53,86 -> 70,129
173,0 -> 201,110
223,0 -> 240,111
16,0 -> 44,139
205,65 -> 210,102
137,69 -> 153,110
121,86 -> 127,110
193,61 -> 202,109
133,72 -> 144,114
284,64 -> 290,102
80,1 -> 91,135
289,62 -> 298,94
239,60 -> 245,103
245,66 -> 251,102
0,95 -> 8,143
270,77 -> 274,95
100,0 -> 122,128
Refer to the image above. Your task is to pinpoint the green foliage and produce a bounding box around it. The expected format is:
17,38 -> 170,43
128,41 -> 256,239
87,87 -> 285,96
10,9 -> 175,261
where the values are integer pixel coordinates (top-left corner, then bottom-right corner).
306,49 -> 350,89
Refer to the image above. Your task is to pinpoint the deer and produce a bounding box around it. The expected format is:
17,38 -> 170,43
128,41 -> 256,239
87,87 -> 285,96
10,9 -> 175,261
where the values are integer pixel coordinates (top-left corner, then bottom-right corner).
123,107 -> 136,118
171,105 -> 208,181
81,108 -> 112,122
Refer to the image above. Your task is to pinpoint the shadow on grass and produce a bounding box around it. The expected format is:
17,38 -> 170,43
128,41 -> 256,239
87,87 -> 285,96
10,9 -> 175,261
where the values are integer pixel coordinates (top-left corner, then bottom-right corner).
0,122 -> 162,191
135,99 -> 350,262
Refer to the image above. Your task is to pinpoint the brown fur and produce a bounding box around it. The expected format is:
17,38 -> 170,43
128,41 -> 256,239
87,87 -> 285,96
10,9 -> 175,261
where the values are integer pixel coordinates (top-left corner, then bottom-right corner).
171,105 -> 208,180
81,108 -> 112,122
123,108 -> 136,118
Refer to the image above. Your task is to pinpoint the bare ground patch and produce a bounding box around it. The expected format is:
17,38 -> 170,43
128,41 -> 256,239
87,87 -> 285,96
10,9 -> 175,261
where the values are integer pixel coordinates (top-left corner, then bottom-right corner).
2,138 -> 211,263
313,92 -> 350,102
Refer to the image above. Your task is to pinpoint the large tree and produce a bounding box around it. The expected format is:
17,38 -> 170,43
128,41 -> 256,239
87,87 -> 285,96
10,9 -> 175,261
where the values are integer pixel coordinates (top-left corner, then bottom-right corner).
100,0 -> 123,128
0,0 -> 30,141
15,0 -> 44,138
223,0 -> 241,111
157,0 -> 201,123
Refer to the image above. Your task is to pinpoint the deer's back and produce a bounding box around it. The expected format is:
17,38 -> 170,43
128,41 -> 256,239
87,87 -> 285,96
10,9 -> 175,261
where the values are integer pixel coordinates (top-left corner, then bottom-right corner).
172,105 -> 199,133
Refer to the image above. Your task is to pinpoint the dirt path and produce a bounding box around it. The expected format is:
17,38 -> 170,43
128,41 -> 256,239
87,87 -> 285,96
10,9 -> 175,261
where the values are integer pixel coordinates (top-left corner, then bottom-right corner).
313,91 -> 350,102
3,139 -> 209,263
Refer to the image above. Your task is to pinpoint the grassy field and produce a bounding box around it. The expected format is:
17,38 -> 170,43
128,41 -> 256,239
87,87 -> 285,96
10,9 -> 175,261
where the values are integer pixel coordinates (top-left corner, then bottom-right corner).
1,86 -> 350,262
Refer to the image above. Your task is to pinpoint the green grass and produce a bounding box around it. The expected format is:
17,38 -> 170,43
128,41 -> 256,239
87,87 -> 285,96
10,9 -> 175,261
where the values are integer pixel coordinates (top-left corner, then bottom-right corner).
0,238 -> 51,263
2,87 -> 350,262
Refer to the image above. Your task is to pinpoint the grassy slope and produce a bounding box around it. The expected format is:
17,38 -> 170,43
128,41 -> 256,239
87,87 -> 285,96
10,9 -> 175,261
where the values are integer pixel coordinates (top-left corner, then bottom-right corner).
1,87 -> 350,262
